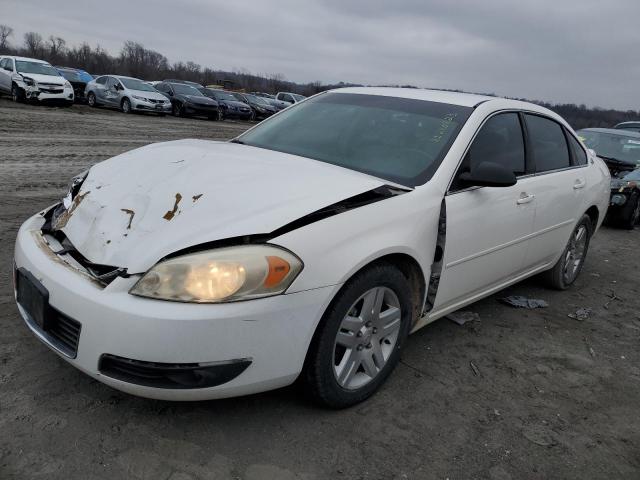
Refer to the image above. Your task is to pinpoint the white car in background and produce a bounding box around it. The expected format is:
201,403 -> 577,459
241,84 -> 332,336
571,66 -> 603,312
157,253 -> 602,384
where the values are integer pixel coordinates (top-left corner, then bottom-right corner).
0,56 -> 74,104
14,88 -> 610,408
275,91 -> 306,105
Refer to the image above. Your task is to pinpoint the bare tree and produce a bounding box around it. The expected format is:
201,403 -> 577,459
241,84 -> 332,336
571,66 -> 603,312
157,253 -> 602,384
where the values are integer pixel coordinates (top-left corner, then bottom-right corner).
0,24 -> 13,53
47,36 -> 66,63
24,31 -> 43,57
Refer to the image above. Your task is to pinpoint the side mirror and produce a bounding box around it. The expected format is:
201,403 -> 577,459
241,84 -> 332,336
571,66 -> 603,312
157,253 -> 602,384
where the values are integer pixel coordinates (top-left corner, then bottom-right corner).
459,161 -> 517,188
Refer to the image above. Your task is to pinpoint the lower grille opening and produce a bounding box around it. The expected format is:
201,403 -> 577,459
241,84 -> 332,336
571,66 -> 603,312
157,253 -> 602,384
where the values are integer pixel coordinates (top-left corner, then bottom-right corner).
46,310 -> 81,356
98,354 -> 252,389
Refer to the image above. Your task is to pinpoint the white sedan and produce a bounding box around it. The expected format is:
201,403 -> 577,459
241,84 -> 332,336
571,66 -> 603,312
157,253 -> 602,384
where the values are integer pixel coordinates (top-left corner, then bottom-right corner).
13,88 -> 610,407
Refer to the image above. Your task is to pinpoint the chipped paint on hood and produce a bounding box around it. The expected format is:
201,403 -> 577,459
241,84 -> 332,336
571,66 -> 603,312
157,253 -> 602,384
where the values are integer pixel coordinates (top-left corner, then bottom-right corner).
59,139 -> 386,273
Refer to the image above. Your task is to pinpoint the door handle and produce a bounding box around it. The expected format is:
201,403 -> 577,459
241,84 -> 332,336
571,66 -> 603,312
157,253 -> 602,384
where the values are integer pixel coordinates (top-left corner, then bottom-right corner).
516,193 -> 535,205
573,179 -> 586,190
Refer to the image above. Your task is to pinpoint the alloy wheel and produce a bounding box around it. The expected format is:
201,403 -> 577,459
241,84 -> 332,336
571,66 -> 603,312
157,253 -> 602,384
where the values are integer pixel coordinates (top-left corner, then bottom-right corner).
563,224 -> 587,283
88,93 -> 95,107
332,287 -> 402,390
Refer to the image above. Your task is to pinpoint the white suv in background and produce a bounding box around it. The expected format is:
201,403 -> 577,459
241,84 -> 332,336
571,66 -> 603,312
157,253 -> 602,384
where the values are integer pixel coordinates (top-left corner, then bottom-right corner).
0,56 -> 74,105
275,91 -> 306,105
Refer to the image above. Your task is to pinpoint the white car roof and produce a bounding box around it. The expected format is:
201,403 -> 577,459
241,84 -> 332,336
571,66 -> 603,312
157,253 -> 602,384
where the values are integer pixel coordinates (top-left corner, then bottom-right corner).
2,56 -> 51,64
332,87 -> 495,107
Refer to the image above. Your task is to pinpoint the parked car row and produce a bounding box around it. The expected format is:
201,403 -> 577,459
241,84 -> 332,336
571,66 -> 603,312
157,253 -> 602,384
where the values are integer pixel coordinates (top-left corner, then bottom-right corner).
0,55 -> 306,123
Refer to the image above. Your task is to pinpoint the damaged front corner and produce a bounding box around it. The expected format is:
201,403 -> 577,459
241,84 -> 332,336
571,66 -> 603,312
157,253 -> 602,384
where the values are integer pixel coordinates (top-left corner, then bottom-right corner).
53,191 -> 90,230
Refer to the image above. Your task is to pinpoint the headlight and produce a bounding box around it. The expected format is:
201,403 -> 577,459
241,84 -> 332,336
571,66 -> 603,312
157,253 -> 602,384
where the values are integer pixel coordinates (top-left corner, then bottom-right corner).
64,80 -> 72,88
132,95 -> 147,101
22,76 -> 35,86
130,245 -> 303,303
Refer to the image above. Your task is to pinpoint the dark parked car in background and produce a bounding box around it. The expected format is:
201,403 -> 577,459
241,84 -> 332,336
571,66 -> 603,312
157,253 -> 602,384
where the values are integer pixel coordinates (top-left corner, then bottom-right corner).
163,79 -> 204,88
200,88 -> 252,120
614,121 -> 640,133
155,81 -> 220,119
56,67 -> 93,103
578,128 -> 640,229
230,92 -> 277,120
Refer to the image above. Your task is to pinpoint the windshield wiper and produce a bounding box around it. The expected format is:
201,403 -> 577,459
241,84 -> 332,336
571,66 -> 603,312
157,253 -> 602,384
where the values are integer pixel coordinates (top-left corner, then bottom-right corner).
230,139 -> 245,145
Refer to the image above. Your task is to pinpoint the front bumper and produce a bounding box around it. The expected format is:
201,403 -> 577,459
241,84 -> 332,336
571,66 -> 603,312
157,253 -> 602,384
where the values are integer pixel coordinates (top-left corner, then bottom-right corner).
14,213 -> 337,400
131,98 -> 172,113
22,83 -> 74,103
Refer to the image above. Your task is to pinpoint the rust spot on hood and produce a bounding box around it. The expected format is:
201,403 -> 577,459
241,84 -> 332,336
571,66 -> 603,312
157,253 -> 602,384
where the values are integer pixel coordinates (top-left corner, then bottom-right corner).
163,193 -> 183,221
53,191 -> 90,230
192,194 -> 203,203
120,209 -> 135,229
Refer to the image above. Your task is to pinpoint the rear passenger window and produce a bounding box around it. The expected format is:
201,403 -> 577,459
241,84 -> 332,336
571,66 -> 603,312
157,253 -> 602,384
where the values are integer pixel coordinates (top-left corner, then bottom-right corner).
525,114 -> 571,172
567,133 -> 587,165
450,113 -> 525,192
96,76 -> 107,85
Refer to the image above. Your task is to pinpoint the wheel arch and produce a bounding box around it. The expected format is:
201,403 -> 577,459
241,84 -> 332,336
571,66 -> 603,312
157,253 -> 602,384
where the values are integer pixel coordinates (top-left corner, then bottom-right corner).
298,250 -> 426,382
584,205 -> 599,230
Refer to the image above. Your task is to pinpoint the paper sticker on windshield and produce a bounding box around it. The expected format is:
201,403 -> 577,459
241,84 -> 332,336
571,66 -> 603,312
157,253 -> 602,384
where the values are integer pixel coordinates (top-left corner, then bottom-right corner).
430,113 -> 457,144
626,140 -> 640,145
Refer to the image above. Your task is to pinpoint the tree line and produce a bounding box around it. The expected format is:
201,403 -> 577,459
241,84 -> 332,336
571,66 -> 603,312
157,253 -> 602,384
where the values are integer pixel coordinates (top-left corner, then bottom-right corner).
0,24 -> 638,128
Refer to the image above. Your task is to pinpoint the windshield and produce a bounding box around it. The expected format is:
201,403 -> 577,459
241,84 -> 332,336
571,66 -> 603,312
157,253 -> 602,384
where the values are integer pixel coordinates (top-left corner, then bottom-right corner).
120,77 -> 156,92
614,168 -> 640,180
172,84 -> 204,96
578,130 -> 640,165
213,90 -> 238,101
239,92 -> 472,186
616,122 -> 640,132
250,95 -> 270,105
16,61 -> 59,76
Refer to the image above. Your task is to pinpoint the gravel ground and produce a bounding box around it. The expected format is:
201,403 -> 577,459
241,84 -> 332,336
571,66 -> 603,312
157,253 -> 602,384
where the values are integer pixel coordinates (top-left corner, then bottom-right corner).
0,98 -> 639,480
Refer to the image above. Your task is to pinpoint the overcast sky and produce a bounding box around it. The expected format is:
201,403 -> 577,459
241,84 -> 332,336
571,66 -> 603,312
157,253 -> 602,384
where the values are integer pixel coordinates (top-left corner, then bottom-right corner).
3,0 -> 639,110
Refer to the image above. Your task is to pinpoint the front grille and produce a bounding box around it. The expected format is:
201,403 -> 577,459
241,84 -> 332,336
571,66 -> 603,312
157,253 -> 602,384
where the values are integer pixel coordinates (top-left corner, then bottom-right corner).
39,87 -> 63,94
46,309 -> 81,357
148,98 -> 164,104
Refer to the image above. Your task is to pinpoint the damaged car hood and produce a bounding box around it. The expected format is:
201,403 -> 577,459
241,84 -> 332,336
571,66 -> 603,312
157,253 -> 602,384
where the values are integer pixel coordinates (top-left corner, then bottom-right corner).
56,140 -> 386,273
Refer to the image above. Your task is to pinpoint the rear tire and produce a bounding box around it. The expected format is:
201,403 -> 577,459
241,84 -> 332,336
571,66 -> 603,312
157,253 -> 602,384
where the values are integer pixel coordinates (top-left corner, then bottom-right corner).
301,263 -> 413,408
542,214 -> 592,290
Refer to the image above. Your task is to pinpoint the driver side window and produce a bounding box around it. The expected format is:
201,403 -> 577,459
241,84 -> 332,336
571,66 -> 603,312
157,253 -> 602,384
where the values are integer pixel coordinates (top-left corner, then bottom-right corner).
450,112 -> 526,192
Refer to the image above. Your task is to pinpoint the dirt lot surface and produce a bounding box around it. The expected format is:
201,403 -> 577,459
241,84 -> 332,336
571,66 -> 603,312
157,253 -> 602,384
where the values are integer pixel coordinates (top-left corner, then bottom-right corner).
1,98 -> 639,479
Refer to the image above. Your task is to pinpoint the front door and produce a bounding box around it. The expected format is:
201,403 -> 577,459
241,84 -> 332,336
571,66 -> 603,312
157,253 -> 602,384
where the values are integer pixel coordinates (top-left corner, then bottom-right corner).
435,112 -> 536,311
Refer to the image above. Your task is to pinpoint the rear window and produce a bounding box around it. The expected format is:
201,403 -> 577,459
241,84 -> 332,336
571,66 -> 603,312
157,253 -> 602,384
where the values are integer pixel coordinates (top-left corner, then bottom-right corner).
525,114 -> 571,172
239,93 -> 473,187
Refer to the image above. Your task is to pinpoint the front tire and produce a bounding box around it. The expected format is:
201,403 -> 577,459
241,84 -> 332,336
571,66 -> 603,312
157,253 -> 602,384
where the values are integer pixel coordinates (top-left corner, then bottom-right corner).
620,192 -> 640,230
121,97 -> 132,114
542,214 -> 592,290
301,263 -> 413,408
11,83 -> 24,103
87,92 -> 97,107
172,102 -> 183,117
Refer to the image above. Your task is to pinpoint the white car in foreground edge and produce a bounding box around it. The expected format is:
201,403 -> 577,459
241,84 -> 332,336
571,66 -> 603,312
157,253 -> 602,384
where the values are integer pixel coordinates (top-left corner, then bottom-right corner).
13,88 -> 610,408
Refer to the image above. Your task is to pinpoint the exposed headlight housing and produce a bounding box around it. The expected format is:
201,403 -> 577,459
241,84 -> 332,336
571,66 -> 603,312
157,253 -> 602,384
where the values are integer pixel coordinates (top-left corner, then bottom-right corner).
130,245 -> 303,303
21,76 -> 35,86
64,80 -> 72,88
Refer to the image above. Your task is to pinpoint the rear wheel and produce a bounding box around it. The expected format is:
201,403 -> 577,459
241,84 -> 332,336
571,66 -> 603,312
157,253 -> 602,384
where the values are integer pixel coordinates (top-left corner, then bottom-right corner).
121,98 -> 131,114
87,92 -> 97,107
301,263 -> 413,408
11,83 -> 24,103
542,214 -> 592,290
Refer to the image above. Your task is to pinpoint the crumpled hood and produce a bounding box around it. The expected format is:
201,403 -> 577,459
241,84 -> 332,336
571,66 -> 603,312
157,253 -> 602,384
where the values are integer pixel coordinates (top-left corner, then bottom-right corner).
58,140 -> 385,272
18,73 -> 65,85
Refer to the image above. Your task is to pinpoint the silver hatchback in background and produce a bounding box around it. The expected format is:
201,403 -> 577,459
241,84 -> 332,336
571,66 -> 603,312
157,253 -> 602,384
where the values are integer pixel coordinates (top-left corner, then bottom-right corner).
85,75 -> 172,115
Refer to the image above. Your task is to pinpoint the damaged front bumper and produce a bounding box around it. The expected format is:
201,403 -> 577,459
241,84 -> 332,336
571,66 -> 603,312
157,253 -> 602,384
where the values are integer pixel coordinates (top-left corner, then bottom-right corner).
13,212 -> 335,400
17,77 -> 74,103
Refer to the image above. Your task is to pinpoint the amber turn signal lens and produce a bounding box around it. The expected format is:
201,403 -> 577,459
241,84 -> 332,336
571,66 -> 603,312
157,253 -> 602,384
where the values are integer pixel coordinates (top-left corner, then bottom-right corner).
264,256 -> 291,288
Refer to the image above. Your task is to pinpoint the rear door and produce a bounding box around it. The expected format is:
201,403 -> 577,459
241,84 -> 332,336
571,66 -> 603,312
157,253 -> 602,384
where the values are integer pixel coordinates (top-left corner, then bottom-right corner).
521,114 -> 587,269
103,77 -> 120,106
93,76 -> 108,103
435,112 -> 537,310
